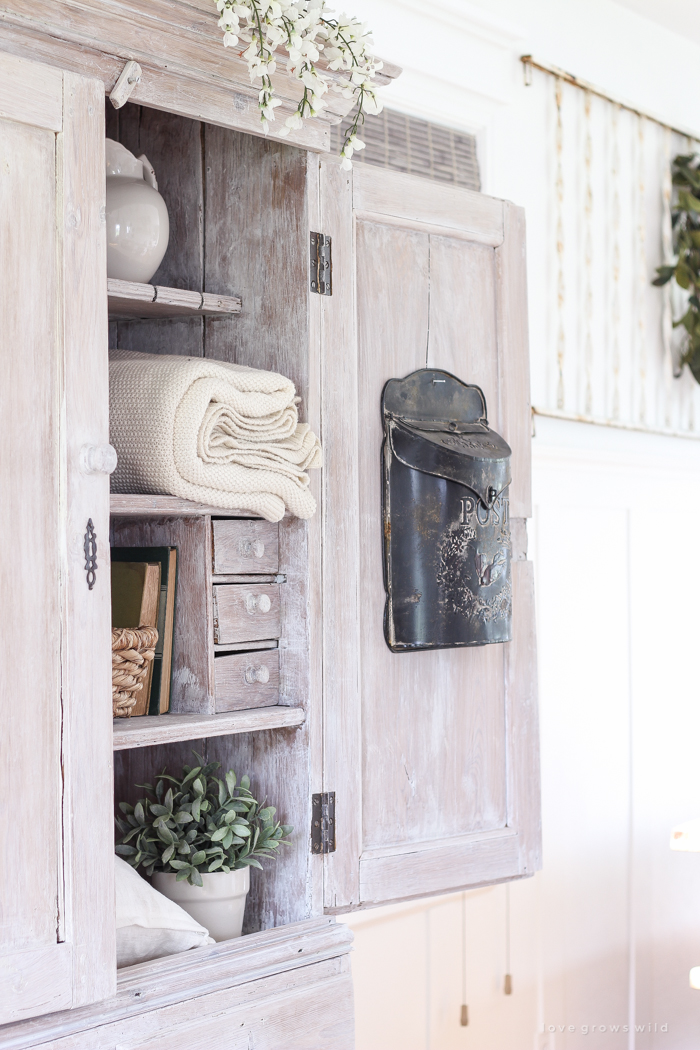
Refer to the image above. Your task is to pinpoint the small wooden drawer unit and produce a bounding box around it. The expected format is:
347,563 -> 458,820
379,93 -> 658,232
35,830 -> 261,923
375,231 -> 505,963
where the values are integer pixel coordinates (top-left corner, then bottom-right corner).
212,519 -> 279,574
213,583 -> 281,644
214,649 -> 280,711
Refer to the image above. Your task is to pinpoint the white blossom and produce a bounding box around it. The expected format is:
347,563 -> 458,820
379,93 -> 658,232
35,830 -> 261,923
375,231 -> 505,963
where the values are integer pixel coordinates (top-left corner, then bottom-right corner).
213,0 -> 383,165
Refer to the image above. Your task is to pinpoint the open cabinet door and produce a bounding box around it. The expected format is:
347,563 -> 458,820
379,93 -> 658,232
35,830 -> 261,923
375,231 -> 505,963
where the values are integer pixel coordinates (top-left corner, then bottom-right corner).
318,160 -> 541,910
0,54 -> 114,1019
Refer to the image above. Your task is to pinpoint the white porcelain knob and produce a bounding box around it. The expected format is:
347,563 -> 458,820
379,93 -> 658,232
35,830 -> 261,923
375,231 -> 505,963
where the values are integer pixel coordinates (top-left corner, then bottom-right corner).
245,592 -> 271,615
80,444 -> 118,476
245,665 -> 270,685
240,539 -> 265,559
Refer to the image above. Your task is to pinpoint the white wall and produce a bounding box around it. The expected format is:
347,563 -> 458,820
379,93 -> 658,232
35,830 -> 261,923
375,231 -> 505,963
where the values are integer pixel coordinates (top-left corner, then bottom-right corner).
338,2 -> 700,1047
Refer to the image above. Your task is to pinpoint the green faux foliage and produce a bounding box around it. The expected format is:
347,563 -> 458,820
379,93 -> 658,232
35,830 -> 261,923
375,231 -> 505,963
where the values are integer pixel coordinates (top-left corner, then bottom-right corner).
115,753 -> 293,886
653,153 -> 700,384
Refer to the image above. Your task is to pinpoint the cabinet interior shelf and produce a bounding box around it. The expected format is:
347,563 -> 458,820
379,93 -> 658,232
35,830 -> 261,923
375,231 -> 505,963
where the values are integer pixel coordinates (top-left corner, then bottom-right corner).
108,279 -> 241,320
113,706 -> 305,750
110,494 -> 253,517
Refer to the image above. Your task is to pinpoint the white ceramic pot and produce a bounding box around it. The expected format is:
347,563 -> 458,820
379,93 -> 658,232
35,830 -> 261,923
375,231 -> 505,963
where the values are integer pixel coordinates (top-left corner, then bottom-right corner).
105,138 -> 170,283
152,867 -> 250,942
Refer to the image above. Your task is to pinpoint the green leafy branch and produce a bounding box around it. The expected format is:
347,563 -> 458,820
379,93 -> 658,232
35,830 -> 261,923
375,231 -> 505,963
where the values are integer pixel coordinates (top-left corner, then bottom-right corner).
115,752 -> 292,886
653,152 -> 700,383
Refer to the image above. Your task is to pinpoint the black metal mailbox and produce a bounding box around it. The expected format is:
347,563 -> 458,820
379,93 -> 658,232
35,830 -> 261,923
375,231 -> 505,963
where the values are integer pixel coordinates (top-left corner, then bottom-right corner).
382,368 -> 513,652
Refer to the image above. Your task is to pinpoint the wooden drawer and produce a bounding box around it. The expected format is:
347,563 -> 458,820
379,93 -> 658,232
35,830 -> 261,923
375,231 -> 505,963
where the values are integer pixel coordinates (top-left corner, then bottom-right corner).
212,519 -> 279,574
213,583 -> 281,644
215,649 -> 279,711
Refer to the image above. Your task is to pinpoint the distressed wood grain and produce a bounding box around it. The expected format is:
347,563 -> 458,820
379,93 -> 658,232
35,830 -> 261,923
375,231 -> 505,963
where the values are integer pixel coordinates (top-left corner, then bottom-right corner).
317,160 -> 361,910
109,104 -> 205,357
355,221 -> 507,857
113,705 -> 304,750
0,50 -> 62,130
359,830 -> 521,905
0,93 -> 62,965
203,128 -> 310,402
214,583 -> 281,644
506,560 -> 542,876
108,280 -> 241,320
110,516 -> 215,714
213,519 -> 279,575
353,165 -> 504,247
0,1 -> 352,149
0,946 -> 73,1026
322,166 -> 539,912
61,69 -> 117,1007
110,495 -> 251,516
215,649 -> 280,711
0,920 -> 354,1050
496,201 -> 532,518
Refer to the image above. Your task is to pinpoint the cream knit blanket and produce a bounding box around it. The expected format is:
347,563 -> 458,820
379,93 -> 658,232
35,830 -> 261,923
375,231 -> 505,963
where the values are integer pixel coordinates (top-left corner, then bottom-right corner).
109,350 -> 322,522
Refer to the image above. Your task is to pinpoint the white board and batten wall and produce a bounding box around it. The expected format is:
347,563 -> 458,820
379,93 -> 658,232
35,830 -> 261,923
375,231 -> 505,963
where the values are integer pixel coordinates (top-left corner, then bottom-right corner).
0,6 -> 539,1046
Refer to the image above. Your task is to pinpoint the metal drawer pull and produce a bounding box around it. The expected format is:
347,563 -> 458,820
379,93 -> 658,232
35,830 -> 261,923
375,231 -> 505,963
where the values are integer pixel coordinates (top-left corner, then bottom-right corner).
245,592 -> 272,614
239,540 -> 265,559
244,665 -> 270,685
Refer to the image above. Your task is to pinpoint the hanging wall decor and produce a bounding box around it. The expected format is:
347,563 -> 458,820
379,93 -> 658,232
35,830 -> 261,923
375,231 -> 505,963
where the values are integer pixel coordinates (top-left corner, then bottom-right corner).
653,152 -> 700,385
381,369 -> 512,653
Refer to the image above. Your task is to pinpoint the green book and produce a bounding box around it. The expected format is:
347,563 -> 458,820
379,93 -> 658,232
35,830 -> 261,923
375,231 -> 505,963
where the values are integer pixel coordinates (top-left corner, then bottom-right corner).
111,546 -> 178,715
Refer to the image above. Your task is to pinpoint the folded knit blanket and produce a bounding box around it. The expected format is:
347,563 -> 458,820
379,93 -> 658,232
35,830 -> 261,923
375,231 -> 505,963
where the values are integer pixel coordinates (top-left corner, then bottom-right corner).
109,350 -> 322,522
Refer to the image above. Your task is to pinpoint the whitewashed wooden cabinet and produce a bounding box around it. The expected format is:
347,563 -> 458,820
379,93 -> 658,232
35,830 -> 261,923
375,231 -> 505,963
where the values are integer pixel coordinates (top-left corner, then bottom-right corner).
0,5 -> 539,1048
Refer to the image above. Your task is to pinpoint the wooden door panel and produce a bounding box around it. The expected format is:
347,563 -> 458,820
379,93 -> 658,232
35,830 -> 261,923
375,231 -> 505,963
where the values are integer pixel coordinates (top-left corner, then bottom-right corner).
355,222 -> 507,850
0,53 -> 114,1022
360,645 -> 507,850
427,236 -> 500,422
0,116 -> 62,954
321,162 -> 540,910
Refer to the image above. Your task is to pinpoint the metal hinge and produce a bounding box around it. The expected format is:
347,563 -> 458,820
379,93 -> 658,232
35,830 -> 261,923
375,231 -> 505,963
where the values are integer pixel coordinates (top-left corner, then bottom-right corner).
310,232 -> 332,295
311,792 -> 336,854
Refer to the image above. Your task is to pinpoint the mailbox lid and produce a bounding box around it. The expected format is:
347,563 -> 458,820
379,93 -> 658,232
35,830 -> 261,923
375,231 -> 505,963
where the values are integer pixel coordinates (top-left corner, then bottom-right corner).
382,369 -> 511,507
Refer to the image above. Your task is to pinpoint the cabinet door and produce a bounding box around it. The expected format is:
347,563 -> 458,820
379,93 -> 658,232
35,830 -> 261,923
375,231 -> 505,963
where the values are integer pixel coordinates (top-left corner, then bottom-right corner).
0,54 -> 114,1019
319,161 -> 540,909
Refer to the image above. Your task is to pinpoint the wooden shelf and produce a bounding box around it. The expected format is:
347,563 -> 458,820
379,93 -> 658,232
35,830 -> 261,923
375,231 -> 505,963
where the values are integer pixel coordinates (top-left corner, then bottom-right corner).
108,279 -> 241,320
113,706 -> 305,750
110,494 -> 254,517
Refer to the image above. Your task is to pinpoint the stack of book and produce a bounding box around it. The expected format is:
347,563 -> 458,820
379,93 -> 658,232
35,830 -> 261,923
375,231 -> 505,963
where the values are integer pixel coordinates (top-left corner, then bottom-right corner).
111,547 -> 178,716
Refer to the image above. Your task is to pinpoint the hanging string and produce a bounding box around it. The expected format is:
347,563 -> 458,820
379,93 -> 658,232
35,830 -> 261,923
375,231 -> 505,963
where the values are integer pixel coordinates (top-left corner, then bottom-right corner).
504,884 -> 513,995
460,892 -> 469,1026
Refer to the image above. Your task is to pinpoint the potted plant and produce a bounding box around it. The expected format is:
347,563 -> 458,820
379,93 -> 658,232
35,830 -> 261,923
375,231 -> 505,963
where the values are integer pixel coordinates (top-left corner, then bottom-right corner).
115,753 -> 292,941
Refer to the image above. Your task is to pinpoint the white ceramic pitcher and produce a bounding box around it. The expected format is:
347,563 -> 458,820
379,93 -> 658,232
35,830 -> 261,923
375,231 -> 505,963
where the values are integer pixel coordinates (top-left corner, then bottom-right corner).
105,138 -> 170,283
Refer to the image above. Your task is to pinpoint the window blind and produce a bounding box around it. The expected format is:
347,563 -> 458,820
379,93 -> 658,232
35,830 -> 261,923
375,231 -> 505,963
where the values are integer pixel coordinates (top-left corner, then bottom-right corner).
330,109 -> 481,191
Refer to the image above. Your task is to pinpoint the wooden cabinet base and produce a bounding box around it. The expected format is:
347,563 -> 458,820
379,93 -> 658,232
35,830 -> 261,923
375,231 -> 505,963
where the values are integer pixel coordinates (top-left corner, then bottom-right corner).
0,920 -> 354,1050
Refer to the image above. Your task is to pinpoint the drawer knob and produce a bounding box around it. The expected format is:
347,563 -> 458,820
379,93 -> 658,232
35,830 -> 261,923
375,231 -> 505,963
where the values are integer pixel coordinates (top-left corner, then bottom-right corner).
239,540 -> 265,559
245,664 -> 270,685
245,592 -> 272,615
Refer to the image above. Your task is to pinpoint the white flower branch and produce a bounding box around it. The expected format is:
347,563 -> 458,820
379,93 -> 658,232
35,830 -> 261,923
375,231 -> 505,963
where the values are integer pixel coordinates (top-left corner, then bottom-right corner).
214,0 -> 382,165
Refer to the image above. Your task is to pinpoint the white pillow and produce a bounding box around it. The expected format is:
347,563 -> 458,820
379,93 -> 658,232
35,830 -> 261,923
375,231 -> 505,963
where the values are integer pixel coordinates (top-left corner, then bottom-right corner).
115,855 -> 215,968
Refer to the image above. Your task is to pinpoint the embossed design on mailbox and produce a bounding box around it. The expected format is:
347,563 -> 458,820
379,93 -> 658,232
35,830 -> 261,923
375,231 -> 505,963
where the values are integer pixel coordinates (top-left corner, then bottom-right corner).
382,368 -> 513,652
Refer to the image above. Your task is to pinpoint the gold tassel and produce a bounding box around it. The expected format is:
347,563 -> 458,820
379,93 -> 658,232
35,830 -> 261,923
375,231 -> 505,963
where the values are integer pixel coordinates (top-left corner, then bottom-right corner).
460,1004 -> 469,1026
504,974 -> 512,996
